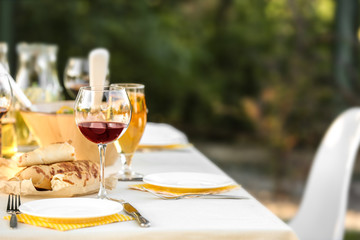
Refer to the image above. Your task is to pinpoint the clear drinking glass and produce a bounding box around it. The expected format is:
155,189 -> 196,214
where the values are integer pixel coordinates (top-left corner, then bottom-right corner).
64,58 -> 109,99
0,73 -> 13,157
64,58 -> 89,99
111,83 -> 147,181
74,86 -> 131,199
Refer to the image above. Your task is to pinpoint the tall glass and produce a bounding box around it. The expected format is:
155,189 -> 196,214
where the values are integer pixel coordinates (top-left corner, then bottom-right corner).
74,86 -> 131,199
0,73 -> 13,157
112,83 -> 147,181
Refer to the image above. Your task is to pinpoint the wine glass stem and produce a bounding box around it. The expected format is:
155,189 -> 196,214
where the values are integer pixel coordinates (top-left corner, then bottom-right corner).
98,143 -> 107,199
122,153 -> 134,175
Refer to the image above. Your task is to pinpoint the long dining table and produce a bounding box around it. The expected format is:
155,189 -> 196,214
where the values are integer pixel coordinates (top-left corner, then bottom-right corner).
0,125 -> 299,240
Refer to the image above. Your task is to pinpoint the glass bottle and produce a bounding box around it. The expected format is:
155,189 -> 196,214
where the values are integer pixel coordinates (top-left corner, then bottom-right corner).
46,45 -> 63,101
0,42 -> 17,157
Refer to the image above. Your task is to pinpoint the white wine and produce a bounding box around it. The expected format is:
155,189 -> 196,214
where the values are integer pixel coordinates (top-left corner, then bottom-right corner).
2,117 -> 17,158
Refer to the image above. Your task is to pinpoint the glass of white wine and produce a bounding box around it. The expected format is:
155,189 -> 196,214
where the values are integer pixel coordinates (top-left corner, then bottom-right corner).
0,73 -> 13,157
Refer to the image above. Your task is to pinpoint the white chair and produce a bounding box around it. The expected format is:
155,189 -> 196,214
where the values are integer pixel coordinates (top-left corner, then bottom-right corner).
289,108 -> 360,240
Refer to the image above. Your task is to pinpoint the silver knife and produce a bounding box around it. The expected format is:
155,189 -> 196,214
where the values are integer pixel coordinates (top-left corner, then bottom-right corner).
109,198 -> 151,228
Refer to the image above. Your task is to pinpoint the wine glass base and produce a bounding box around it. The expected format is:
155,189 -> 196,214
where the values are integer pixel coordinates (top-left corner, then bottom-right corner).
97,186 -> 108,199
98,192 -> 108,199
117,172 -> 144,181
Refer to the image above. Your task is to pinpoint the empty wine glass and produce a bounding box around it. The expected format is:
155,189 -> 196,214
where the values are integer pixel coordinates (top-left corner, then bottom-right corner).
64,58 -> 109,99
74,86 -> 131,199
112,83 -> 147,181
64,58 -> 89,99
0,73 -> 13,157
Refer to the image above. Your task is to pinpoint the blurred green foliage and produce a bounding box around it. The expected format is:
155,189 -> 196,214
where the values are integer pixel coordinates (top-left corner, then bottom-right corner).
345,230 -> 360,240
0,0 -> 357,151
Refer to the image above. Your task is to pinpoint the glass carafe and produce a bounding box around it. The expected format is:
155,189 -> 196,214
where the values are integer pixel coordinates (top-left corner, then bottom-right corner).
16,43 -> 63,103
15,43 -> 63,148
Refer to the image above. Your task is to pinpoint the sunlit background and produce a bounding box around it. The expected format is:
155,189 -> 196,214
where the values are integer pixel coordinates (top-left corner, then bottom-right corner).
1,0 -> 360,238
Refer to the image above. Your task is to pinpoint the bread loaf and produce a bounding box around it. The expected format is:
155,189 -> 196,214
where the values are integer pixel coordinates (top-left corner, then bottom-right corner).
16,142 -> 75,167
15,160 -> 99,190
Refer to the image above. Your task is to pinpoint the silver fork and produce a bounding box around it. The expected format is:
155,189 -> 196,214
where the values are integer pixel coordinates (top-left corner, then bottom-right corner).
140,187 -> 249,200
6,194 -> 21,228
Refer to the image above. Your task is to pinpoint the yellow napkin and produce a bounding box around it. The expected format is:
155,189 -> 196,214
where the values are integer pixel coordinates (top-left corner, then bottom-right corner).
130,183 -> 240,196
4,213 -> 134,231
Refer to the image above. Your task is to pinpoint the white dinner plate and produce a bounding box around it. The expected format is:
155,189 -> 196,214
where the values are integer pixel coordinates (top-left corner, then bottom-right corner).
143,172 -> 235,189
139,123 -> 189,146
19,198 -> 123,220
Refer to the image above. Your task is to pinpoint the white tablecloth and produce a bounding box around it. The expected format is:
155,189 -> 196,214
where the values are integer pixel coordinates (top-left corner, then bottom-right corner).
0,146 -> 298,240
139,122 -> 189,146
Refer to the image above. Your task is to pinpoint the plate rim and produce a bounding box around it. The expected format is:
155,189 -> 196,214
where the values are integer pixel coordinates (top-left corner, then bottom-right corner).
143,172 -> 234,189
19,197 -> 123,219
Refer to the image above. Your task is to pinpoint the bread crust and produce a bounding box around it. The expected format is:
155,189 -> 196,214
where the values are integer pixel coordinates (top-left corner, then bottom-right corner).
16,142 -> 76,167
15,160 -> 99,190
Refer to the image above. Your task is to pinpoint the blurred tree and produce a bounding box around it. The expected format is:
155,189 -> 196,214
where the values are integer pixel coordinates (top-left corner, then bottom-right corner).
242,0 -> 337,194
334,0 -> 359,106
0,0 -> 15,72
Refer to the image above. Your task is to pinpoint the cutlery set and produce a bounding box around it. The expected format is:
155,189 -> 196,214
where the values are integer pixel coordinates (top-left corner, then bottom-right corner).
140,187 -> 249,200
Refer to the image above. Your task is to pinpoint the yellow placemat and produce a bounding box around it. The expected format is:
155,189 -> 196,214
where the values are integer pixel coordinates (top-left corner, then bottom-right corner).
4,213 -> 134,231
137,143 -> 193,151
130,183 -> 240,196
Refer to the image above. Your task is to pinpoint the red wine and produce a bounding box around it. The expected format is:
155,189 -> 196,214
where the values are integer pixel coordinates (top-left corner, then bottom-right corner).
0,107 -> 8,119
78,121 -> 127,144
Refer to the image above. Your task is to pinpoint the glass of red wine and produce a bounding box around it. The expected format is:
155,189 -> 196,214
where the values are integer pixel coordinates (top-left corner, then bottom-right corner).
0,73 -> 13,157
74,86 -> 131,199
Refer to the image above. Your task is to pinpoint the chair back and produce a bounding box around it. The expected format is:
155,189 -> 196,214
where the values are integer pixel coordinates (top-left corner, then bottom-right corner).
289,108 -> 360,240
